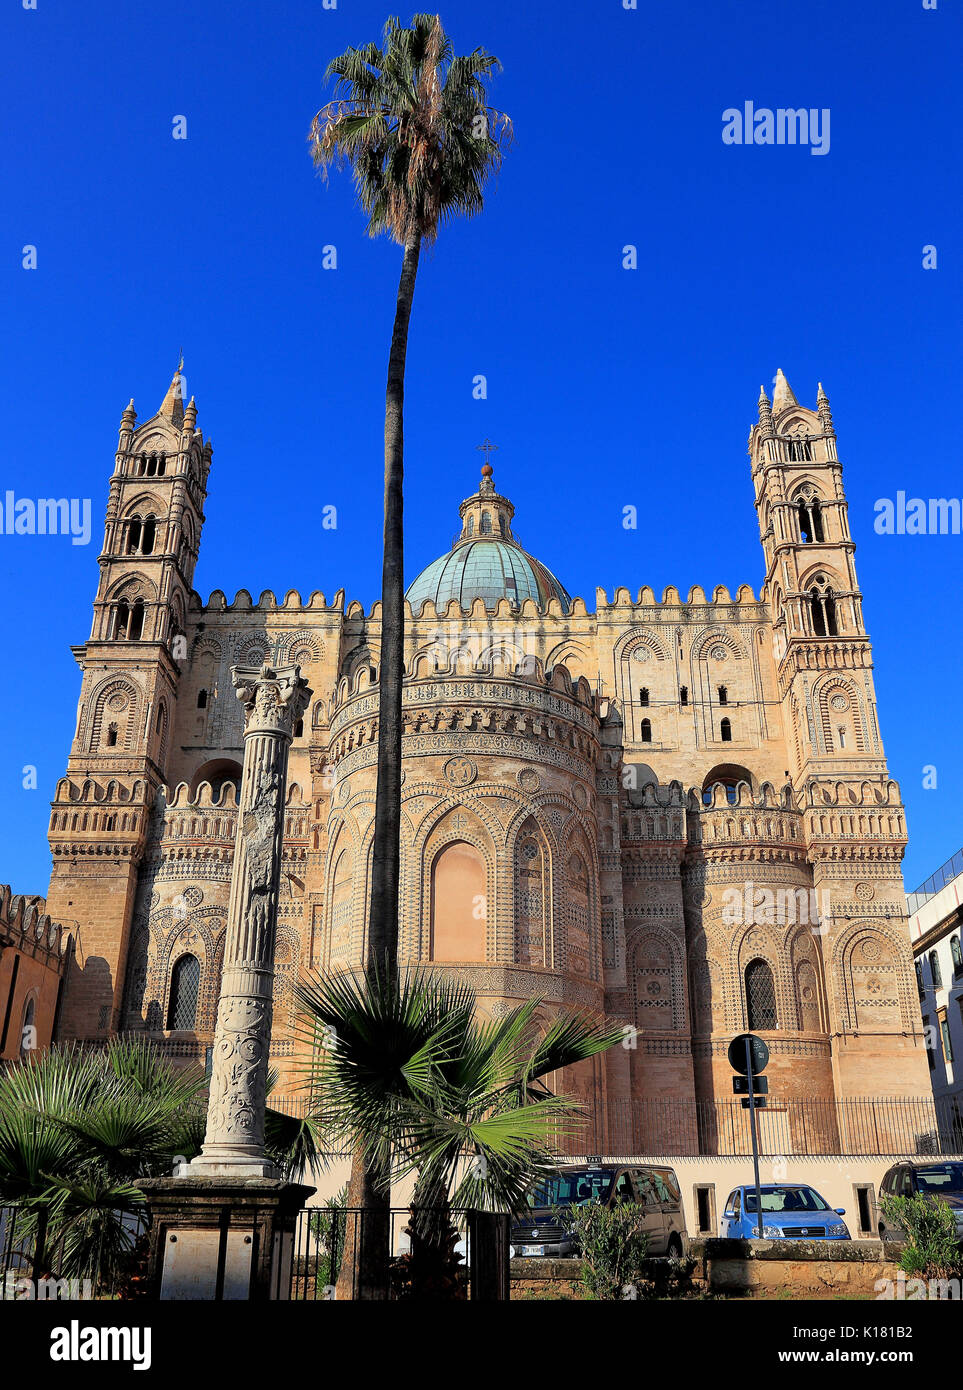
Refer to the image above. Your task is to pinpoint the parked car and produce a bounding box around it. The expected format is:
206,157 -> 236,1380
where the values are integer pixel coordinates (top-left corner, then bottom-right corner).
877,1161 -> 963,1241
511,1163 -> 687,1258
721,1184 -> 850,1240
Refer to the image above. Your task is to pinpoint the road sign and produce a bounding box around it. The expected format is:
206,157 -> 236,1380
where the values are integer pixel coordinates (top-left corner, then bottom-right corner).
727,1033 -> 770,1075
732,1075 -> 769,1095
728,1033 -> 770,1238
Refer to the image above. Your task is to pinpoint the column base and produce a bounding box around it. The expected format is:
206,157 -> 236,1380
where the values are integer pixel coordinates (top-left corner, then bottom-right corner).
186,1154 -> 280,1180
138,1177 -> 315,1301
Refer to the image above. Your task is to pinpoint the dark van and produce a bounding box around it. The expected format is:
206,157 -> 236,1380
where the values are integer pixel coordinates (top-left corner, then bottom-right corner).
511,1162 -> 687,1258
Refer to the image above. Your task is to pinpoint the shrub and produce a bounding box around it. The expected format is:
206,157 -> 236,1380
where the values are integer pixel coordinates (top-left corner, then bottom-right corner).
879,1193 -> 963,1278
567,1201 -> 651,1300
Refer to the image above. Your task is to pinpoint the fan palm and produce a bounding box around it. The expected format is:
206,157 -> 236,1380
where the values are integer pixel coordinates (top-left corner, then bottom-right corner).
0,1038 -> 317,1292
292,969 -> 622,1296
308,12 -> 510,1295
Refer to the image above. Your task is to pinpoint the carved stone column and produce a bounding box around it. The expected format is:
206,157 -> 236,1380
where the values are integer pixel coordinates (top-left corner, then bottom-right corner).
190,662 -> 311,1178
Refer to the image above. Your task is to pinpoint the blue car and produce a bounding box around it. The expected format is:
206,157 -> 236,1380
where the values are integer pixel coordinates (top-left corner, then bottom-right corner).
721,1184 -> 850,1240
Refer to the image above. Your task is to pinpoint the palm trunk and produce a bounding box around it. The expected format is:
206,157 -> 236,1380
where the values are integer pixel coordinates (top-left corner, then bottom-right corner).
344,229 -> 422,1300
335,1152 -> 390,1301
366,229 -> 422,979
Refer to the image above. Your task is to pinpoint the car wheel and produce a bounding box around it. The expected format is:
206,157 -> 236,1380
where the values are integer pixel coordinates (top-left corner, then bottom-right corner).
667,1235 -> 683,1259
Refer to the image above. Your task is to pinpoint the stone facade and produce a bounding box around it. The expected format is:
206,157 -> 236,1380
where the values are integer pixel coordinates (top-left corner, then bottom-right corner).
44,365 -> 931,1146
0,884 -> 69,1060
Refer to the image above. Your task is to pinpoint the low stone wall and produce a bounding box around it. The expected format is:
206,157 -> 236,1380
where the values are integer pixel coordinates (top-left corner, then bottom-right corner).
510,1242 -> 907,1299
691,1237 -> 903,1298
510,1257 -> 583,1298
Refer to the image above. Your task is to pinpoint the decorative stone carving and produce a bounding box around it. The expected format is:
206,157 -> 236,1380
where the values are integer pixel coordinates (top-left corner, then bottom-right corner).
443,756 -> 477,787
189,663 -> 311,1179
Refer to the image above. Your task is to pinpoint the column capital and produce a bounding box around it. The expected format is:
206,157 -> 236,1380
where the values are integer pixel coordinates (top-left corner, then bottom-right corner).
232,662 -> 311,739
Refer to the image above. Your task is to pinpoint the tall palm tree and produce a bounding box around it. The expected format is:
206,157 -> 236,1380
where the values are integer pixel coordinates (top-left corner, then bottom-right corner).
293,968 -> 622,1298
310,10 -> 510,979
308,11 -> 511,1296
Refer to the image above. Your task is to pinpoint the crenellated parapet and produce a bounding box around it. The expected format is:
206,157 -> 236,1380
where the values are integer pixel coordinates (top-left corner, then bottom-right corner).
685,780 -> 806,864
0,885 -> 70,970
802,777 -> 907,864
48,776 -> 152,861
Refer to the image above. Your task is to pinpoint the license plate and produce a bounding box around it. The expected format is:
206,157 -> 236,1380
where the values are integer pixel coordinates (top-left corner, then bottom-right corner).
520,1244 -> 545,1256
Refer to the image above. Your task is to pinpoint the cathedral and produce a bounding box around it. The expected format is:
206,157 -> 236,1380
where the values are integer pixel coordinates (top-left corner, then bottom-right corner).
43,366 -> 931,1152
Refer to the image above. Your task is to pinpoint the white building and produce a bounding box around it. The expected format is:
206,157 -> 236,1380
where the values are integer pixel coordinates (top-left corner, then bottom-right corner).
908,850 -> 963,1144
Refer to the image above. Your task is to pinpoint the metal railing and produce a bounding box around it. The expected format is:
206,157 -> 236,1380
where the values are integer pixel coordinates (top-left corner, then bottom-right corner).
270,1093 -> 963,1159
289,1206 -> 505,1301
908,848 -> 963,915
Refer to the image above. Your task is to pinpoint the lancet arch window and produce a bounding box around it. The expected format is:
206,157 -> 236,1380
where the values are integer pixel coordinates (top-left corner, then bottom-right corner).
809,576 -> 838,636
137,453 -> 168,478
167,954 -> 200,1031
796,489 -> 824,543
110,599 -> 145,641
745,958 -> 777,1031
125,515 -> 158,556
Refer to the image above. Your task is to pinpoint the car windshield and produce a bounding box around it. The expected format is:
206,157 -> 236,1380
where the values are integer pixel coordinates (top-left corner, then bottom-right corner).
913,1163 -> 963,1193
744,1186 -> 829,1213
528,1170 -> 615,1208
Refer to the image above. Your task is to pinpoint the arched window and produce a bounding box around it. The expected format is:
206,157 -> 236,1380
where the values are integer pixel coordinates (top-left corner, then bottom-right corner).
787,437 -> 812,462
480,511 -> 492,535
680,686 -> 688,706
810,577 -> 838,636
797,496 -> 824,543
126,518 -> 142,554
745,959 -> 777,1030
466,515 -> 474,537
720,717 -> 732,742
157,454 -> 167,476
167,954 -> 200,1031
498,514 -> 507,536
915,959 -> 925,999
430,841 -> 486,962
141,516 -> 157,555
929,950 -> 943,989
639,687 -> 649,707
640,718 -> 652,743
128,601 -> 145,641
106,722 -> 118,748
197,689 -> 208,709
718,685 -> 728,705
19,998 -> 36,1059
295,719 -> 304,738
951,936 -> 963,976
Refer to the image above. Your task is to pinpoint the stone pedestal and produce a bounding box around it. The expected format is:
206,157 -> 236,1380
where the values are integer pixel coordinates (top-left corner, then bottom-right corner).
139,1177 -> 315,1301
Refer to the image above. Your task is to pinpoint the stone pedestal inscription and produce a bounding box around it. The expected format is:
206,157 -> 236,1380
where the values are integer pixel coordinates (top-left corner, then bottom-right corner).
189,663 -> 310,1178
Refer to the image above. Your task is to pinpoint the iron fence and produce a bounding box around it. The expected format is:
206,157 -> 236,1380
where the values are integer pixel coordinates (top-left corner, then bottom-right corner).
270,1093 -> 963,1158
288,1206 -> 506,1301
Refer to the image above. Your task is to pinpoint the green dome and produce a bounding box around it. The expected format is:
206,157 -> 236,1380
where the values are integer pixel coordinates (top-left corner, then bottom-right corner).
406,464 -> 572,614
407,537 -> 572,614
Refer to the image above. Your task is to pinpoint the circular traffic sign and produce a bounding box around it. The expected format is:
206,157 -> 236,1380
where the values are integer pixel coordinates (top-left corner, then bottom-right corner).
728,1033 -> 769,1074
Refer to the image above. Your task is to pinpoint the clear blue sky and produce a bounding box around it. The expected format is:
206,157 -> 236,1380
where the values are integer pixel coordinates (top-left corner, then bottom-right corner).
0,0 -> 960,892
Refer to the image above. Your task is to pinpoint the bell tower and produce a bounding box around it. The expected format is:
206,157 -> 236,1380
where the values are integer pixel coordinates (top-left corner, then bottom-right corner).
751,372 -> 929,1106
46,364 -> 212,1040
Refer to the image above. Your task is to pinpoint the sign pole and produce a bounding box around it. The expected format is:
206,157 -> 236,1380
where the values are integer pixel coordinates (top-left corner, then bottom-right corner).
744,1034 -> 764,1238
